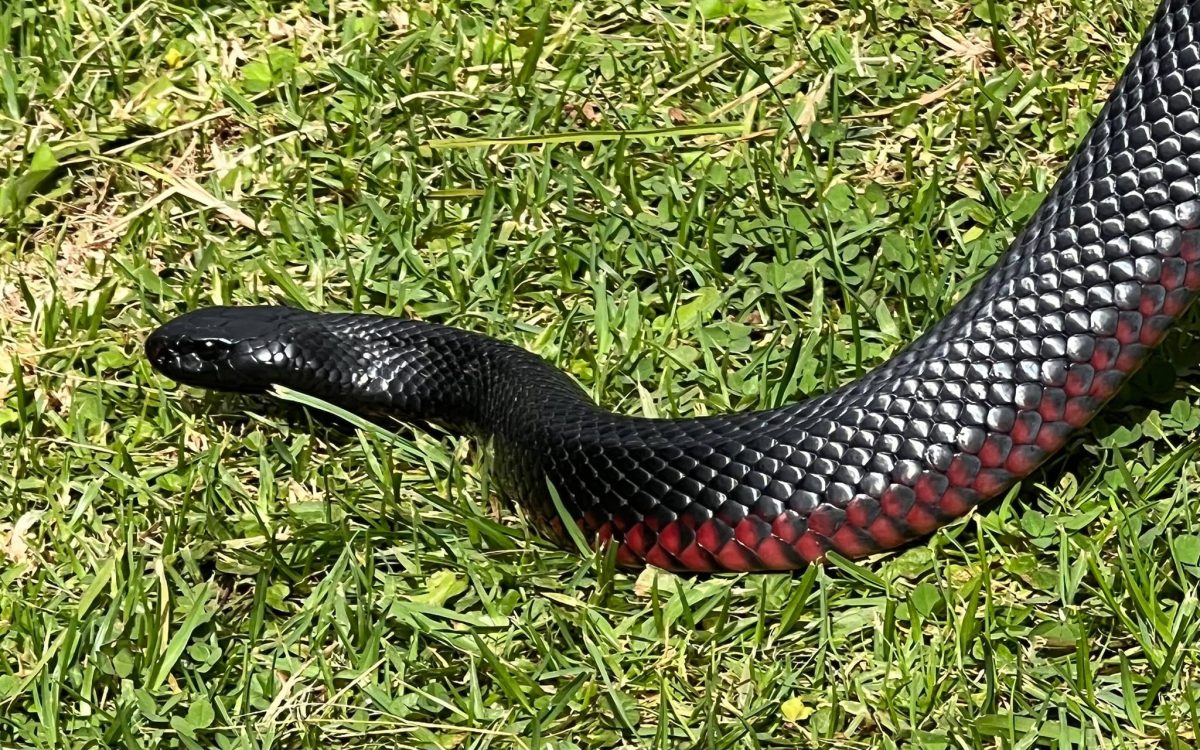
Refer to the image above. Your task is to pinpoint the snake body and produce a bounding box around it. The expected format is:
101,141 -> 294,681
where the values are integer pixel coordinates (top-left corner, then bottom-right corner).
148,0 -> 1200,572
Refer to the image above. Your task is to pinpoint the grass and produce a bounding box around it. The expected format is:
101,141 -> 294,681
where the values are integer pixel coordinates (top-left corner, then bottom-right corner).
4,0 -> 1200,746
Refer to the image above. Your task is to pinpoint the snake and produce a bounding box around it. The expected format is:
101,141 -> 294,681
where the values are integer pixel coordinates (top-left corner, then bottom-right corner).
146,0 -> 1200,572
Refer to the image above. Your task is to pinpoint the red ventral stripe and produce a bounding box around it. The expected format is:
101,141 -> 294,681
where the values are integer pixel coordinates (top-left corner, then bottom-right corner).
1064,396 -> 1099,428
1063,366 -> 1094,397
828,525 -> 878,559
1115,313 -> 1142,346
644,545 -> 677,570
1003,444 -> 1044,477
623,523 -> 655,558
1115,343 -> 1147,373
1009,412 -> 1042,444
771,509 -> 807,544
594,521 -> 614,544
903,503 -> 943,536
673,543 -> 718,571
937,487 -> 977,517
616,543 -> 638,567
972,468 -> 1012,497
977,436 -> 1012,468
844,496 -> 881,528
696,518 -> 733,553
866,515 -> 907,548
913,472 -> 949,504
734,515 -> 772,549
1090,339 -> 1120,371
1163,287 -> 1193,316
1087,370 -> 1124,400
755,536 -> 803,569
794,531 -> 828,562
656,520 -> 689,556
714,539 -> 759,570
1034,421 -> 1073,453
1140,314 -> 1175,346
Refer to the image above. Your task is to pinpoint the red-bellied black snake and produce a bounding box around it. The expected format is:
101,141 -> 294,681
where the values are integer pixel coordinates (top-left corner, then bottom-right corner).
148,0 -> 1200,572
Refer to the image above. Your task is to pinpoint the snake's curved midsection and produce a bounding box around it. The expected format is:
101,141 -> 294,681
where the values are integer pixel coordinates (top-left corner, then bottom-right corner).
504,0 -> 1200,571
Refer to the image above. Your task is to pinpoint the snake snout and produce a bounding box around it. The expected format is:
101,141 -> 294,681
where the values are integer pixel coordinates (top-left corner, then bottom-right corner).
143,334 -> 171,370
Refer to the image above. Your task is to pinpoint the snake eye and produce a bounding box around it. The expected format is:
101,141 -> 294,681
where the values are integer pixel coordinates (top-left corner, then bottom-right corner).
191,339 -> 226,362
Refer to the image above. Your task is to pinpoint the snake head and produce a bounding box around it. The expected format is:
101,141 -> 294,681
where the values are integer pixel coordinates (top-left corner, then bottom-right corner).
146,304 -> 594,437
145,306 -> 309,393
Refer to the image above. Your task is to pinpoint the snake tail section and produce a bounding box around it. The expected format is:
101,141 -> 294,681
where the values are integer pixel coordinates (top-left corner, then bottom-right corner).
148,0 -> 1200,572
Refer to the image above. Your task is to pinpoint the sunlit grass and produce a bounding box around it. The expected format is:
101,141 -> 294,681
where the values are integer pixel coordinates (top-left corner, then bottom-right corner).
4,0 -> 1200,747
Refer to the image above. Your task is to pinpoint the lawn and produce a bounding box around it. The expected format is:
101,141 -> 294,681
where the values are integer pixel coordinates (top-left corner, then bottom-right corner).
4,0 -> 1200,747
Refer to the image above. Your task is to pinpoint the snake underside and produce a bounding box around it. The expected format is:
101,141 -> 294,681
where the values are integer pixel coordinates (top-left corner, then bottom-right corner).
148,0 -> 1200,572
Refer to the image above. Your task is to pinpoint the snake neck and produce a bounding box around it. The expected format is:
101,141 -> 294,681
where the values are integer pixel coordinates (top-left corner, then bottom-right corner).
280,314 -> 600,439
